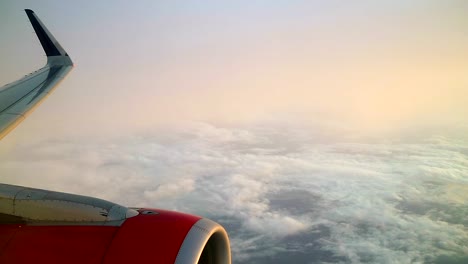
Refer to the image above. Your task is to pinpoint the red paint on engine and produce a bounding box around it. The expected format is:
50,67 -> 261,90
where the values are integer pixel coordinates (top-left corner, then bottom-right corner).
0,209 -> 201,264
103,209 -> 201,263
0,225 -> 118,263
0,226 -> 18,253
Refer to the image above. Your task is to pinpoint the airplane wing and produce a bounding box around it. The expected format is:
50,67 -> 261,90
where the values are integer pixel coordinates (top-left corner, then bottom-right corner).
0,9 -> 73,140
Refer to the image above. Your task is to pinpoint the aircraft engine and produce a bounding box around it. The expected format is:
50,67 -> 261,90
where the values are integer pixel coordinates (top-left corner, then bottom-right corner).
0,184 -> 231,264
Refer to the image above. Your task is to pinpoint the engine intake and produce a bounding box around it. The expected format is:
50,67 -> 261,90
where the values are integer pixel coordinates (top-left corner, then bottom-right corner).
176,218 -> 231,264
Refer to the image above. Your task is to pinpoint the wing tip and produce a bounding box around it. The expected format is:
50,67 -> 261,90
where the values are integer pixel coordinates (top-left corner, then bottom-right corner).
24,8 -> 68,58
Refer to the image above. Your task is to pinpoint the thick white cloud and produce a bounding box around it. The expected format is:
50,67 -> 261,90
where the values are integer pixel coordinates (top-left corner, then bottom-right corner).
0,122 -> 467,263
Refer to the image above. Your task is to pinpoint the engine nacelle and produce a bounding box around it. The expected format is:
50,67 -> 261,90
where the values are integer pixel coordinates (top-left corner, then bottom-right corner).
0,184 -> 231,264
105,208 -> 231,264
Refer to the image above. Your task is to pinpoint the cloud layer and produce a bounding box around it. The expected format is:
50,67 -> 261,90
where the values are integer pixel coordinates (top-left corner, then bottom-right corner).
1,122 -> 467,263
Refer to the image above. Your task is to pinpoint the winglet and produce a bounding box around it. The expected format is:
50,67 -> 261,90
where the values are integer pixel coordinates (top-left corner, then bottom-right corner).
25,9 -> 70,59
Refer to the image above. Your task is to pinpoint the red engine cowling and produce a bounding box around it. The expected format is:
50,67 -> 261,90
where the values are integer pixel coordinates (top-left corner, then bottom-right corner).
0,184 -> 231,264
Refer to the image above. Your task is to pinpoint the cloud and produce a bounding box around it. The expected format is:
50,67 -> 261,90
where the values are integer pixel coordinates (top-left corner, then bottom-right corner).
0,122 -> 467,263
144,178 -> 195,200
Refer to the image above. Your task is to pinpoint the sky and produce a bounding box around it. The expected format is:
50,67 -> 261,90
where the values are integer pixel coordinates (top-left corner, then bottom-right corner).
1,1 -> 467,263
1,0 -> 467,138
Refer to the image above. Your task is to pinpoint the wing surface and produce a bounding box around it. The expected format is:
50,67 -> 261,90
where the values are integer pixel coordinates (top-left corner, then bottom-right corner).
0,9 -> 73,140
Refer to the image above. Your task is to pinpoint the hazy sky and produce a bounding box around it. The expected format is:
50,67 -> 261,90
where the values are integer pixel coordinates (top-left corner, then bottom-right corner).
0,0 -> 467,141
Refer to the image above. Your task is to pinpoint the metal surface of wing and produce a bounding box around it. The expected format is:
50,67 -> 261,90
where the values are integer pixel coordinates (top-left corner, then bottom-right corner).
0,9 -> 73,140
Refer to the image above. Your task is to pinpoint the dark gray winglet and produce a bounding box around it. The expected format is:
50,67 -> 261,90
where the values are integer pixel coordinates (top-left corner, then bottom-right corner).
25,9 -> 67,57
